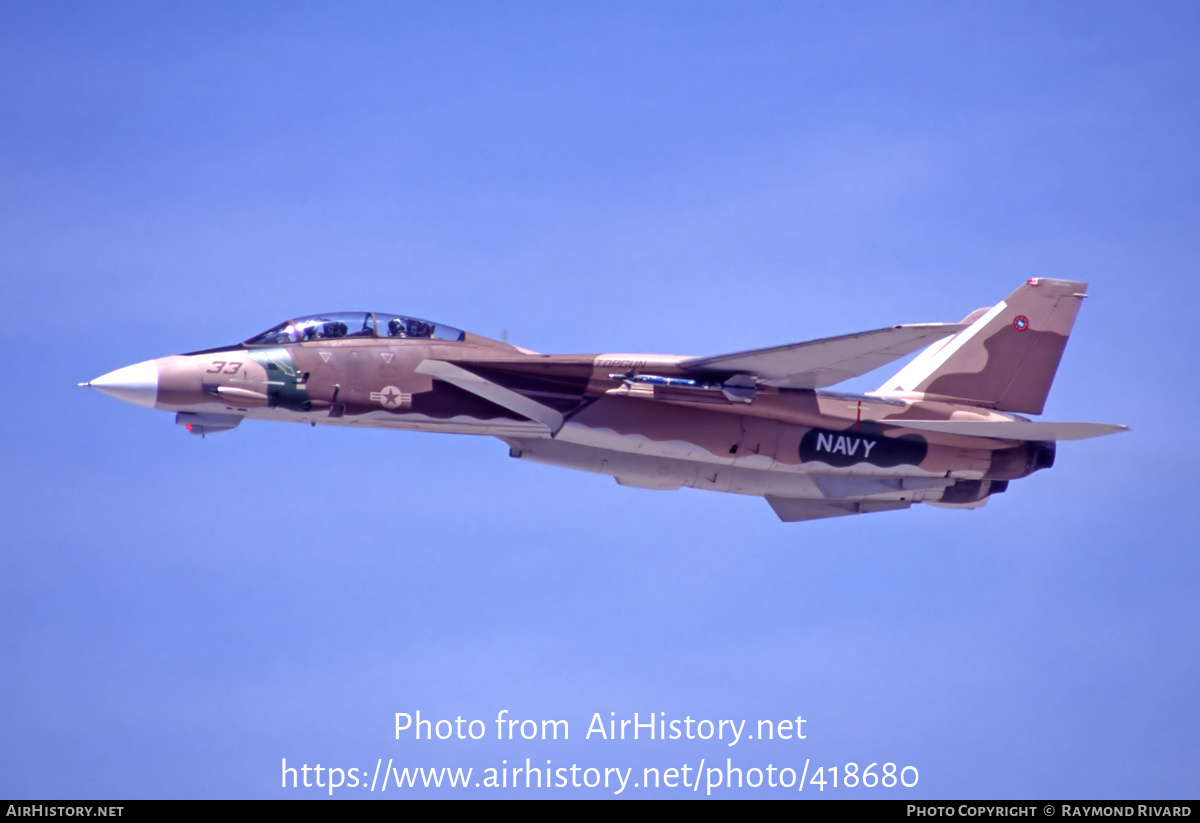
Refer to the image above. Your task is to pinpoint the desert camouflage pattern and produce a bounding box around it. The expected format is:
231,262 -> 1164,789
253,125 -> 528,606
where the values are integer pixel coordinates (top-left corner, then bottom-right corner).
83,280 -> 1127,522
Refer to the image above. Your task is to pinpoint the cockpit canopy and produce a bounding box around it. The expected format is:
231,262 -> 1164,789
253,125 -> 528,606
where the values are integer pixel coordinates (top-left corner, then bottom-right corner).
243,312 -> 466,346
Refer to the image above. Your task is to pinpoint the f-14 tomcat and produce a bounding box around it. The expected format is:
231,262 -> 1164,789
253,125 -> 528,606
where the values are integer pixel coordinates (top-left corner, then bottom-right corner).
83,278 -> 1127,522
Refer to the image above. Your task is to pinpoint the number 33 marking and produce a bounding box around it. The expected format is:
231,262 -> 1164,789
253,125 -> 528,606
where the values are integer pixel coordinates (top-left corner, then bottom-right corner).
206,361 -> 243,374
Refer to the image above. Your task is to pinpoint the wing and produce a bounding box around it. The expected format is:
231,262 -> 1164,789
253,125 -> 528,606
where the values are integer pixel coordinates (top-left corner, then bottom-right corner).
679,323 -> 966,389
414,359 -> 566,434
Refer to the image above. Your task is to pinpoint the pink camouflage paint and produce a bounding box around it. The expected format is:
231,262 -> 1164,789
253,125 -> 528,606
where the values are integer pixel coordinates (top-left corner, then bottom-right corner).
83,280 -> 1127,522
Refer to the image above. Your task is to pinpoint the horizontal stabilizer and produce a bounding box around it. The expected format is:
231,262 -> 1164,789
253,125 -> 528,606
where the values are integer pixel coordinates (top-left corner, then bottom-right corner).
681,324 -> 965,389
891,419 -> 1129,441
766,496 -> 912,522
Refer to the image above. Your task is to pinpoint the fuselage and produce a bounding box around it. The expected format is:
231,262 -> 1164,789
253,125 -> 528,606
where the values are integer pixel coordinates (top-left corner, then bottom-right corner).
85,310 -> 1054,512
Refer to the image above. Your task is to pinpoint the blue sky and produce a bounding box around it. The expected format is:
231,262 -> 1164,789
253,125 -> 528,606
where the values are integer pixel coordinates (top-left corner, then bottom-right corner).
2,1 -> 1197,798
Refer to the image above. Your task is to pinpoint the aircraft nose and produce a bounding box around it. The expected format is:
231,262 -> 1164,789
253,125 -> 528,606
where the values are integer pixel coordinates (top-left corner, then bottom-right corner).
81,359 -> 160,408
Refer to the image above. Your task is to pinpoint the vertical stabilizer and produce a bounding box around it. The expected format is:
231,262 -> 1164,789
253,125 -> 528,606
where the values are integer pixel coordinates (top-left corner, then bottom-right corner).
876,279 -> 1088,414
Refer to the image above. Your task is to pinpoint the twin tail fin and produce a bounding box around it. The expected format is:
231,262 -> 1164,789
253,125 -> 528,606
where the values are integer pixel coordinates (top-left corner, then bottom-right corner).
877,278 -> 1088,415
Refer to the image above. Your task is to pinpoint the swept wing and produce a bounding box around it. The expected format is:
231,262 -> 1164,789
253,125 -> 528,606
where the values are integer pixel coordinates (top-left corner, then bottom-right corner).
678,323 -> 966,389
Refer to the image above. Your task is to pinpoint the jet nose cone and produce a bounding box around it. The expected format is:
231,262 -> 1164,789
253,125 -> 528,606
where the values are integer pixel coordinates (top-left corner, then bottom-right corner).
84,359 -> 160,408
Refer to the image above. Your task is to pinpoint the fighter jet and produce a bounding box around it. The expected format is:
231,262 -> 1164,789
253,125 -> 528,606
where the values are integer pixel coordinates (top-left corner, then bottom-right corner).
82,278 -> 1127,521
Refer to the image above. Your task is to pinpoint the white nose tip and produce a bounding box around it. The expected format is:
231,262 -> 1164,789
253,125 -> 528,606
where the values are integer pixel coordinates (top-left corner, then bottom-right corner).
85,359 -> 159,408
